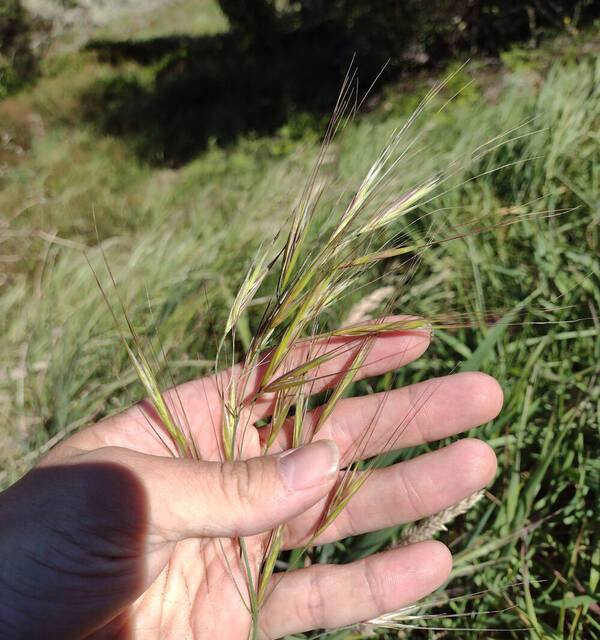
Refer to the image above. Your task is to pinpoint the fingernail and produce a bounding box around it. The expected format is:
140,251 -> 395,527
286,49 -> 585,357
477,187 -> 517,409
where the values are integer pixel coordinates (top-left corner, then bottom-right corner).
278,440 -> 339,491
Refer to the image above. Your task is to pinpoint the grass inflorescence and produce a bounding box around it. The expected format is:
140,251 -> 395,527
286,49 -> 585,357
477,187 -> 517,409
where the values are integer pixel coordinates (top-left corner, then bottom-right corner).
91,59 -> 598,638
1,21 -> 599,637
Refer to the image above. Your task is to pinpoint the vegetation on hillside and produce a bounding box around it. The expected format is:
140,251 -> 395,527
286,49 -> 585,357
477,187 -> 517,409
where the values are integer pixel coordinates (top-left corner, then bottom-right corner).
0,0 -> 44,97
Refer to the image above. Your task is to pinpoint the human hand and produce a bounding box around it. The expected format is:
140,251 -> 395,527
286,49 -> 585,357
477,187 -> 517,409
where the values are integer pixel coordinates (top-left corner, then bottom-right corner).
0,327 -> 500,639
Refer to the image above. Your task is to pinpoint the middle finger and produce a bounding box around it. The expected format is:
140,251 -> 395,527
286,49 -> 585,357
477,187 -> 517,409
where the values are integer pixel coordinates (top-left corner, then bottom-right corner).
261,371 -> 503,465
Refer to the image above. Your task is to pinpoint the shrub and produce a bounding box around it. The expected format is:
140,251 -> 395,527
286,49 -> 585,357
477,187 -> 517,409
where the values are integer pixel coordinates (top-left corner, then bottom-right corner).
217,0 -> 600,71
0,0 -> 39,98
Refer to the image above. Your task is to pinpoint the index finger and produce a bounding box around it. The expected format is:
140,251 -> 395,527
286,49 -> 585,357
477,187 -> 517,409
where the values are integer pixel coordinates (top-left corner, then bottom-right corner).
63,318 -> 430,458
176,316 -> 431,424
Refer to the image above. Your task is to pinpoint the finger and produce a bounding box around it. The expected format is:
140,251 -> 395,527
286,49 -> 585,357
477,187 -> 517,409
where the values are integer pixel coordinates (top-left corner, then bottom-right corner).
68,318 -> 430,457
264,372 -> 503,464
175,316 -> 431,424
70,440 -> 339,541
260,541 -> 452,638
282,438 -> 497,548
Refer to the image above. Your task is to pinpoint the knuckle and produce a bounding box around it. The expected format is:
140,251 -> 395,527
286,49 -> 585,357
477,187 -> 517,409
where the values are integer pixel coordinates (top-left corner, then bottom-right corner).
400,467 -> 428,519
221,460 -> 256,512
301,566 -> 327,627
343,486 -> 368,535
362,559 -> 386,614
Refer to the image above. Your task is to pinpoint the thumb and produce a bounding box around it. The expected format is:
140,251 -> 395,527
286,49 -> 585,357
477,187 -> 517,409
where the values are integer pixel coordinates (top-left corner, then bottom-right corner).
112,440 -> 340,540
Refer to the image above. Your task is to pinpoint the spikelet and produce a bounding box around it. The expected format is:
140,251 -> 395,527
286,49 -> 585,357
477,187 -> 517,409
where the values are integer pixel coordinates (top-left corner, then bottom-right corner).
397,490 -> 486,547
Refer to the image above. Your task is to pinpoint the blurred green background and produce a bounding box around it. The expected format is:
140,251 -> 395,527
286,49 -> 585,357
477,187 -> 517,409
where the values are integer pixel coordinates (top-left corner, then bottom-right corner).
1,1 -> 600,637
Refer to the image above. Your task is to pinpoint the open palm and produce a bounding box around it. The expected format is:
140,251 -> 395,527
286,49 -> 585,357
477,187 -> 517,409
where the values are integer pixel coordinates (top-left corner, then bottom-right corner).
17,328 -> 500,639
